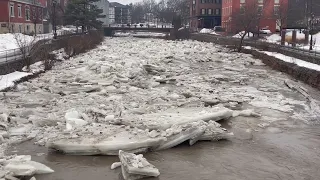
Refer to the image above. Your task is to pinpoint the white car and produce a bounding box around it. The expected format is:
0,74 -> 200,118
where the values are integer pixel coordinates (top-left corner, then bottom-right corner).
260,28 -> 272,34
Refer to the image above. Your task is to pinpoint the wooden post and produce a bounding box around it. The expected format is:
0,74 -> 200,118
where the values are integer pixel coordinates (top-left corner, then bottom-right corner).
292,30 -> 297,47
281,29 -> 286,45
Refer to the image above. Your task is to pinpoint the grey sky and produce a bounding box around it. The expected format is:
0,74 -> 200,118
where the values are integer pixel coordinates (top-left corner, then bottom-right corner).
110,0 -> 141,5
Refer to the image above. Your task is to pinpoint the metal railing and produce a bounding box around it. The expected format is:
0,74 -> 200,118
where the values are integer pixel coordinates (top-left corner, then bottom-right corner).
0,30 -> 81,66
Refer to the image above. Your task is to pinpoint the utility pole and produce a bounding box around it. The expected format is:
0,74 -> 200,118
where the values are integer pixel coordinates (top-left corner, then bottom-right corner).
309,0 -> 314,50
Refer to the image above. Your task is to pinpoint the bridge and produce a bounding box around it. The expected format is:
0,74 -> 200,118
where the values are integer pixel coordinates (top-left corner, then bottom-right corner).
103,26 -> 174,36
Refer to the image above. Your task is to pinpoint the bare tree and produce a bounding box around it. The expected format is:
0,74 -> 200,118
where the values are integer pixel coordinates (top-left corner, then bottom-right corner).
13,34 -> 36,70
274,1 -> 288,35
30,6 -> 43,36
232,0 -> 270,52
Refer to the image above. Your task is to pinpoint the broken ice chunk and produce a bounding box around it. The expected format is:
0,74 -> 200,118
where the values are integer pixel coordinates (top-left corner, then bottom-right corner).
111,162 -> 121,170
119,150 -> 160,180
197,121 -> 234,142
4,158 -> 54,176
65,109 -> 87,130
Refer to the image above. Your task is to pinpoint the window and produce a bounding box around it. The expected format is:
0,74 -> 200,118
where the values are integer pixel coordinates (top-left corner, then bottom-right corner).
240,4 -> 245,14
274,5 -> 279,15
19,25 -> 22,33
201,8 -> 206,15
274,0 -> 279,3
201,0 -> 205,3
240,0 -> 245,3
18,5 -> 21,17
257,5 -> 263,14
192,0 -> 196,4
32,7 -> 36,19
10,4 -> 14,17
38,8 -> 42,20
208,9 -> 212,15
26,7 -> 30,21
11,24 -> 14,32
215,8 -> 220,15
215,0 -> 221,3
258,0 -> 263,3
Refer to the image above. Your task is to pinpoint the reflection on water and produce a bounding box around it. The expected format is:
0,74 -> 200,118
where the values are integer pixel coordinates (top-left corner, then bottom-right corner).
9,126 -> 320,180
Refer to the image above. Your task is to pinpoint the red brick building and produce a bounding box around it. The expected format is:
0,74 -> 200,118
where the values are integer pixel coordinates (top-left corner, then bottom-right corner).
190,0 -> 222,30
0,0 -> 44,34
221,0 -> 288,34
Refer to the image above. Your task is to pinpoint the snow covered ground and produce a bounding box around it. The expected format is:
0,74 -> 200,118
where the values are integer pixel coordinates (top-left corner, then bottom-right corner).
1,37 -> 320,171
262,51 -> 320,71
0,33 -> 35,52
264,32 -> 320,51
0,71 -> 31,91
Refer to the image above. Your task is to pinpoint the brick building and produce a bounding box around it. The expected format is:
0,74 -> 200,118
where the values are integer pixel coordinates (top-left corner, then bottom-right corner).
221,0 -> 288,34
190,0 -> 222,30
0,0 -> 44,34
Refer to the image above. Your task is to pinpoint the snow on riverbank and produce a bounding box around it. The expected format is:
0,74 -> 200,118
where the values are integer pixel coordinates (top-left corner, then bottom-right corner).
1,37 -> 320,161
262,51 -> 320,71
0,33 -> 34,52
0,71 -> 31,91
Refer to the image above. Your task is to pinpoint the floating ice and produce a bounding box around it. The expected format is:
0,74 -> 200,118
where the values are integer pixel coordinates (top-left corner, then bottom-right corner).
119,150 -> 160,180
3,155 -> 54,177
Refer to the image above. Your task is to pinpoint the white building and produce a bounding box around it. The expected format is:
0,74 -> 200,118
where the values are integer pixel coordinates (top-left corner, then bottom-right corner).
94,0 -> 110,26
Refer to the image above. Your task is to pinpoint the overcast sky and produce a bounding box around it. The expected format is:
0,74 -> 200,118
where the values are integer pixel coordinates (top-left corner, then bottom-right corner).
110,0 -> 141,5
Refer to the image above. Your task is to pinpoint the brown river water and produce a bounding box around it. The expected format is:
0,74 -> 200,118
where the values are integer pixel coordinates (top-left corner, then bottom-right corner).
9,118 -> 320,180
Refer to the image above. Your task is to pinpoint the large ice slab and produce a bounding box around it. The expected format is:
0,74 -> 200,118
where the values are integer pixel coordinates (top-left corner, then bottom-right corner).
2,155 -> 54,177
46,124 -> 166,155
119,150 -> 160,180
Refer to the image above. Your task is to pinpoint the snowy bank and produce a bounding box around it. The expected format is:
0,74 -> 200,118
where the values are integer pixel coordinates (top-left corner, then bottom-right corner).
262,51 -> 320,71
0,33 -> 35,52
0,71 -> 31,91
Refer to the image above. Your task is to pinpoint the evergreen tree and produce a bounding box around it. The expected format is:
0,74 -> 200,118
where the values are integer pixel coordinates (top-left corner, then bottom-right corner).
64,0 -> 106,32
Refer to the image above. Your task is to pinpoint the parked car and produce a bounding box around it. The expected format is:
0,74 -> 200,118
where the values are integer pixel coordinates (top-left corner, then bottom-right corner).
260,28 -> 272,34
213,26 -> 225,32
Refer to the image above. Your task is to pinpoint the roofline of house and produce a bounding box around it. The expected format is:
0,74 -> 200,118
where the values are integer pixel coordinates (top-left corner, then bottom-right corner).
9,0 -> 44,8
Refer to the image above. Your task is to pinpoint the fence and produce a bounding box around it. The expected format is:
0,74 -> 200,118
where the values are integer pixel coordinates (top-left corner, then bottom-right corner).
0,30 -> 82,66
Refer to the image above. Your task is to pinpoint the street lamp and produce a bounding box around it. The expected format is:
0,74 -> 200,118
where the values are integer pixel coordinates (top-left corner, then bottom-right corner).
52,0 -> 57,39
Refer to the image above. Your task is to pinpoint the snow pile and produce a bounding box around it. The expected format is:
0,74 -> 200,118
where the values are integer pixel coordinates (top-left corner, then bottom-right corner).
199,28 -> 213,34
262,51 -> 320,71
265,34 -> 281,43
0,71 -> 31,91
118,150 -> 160,180
0,33 -> 34,52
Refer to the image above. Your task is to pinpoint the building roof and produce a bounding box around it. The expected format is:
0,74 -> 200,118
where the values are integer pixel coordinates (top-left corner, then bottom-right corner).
109,2 -> 128,8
